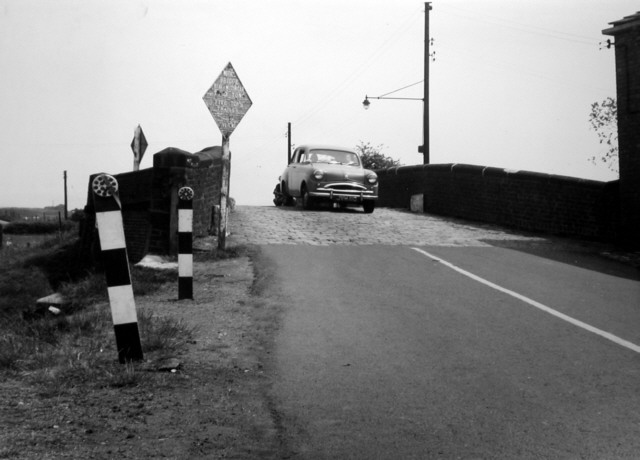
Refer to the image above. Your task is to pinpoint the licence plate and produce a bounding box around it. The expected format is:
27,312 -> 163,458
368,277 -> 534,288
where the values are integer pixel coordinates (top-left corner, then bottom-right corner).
336,195 -> 358,202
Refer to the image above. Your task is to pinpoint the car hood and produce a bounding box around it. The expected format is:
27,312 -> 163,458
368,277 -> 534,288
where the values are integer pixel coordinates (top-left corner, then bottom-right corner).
312,163 -> 373,181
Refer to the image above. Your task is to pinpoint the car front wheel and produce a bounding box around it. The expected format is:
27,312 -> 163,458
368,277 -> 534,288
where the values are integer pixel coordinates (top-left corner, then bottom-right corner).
301,185 -> 315,210
362,201 -> 375,214
273,184 -> 284,206
282,182 -> 295,206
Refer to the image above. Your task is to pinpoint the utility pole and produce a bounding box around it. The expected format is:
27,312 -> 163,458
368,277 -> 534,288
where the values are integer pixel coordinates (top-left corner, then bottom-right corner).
419,2 -> 432,165
63,170 -> 68,220
287,122 -> 292,164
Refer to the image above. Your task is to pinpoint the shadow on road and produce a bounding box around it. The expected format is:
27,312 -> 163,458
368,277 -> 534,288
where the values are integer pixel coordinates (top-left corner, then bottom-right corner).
482,238 -> 640,281
273,202 -> 370,213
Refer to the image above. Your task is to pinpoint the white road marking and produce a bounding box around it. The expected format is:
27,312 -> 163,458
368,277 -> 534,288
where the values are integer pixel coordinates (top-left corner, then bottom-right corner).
411,247 -> 640,354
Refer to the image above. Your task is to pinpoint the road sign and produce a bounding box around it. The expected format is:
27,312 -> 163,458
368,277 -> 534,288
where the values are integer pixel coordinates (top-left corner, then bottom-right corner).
131,124 -> 148,171
202,62 -> 252,249
202,62 -> 253,138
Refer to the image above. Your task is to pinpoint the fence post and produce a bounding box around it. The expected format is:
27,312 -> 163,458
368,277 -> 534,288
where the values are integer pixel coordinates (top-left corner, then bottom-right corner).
178,186 -> 194,300
91,174 -> 143,363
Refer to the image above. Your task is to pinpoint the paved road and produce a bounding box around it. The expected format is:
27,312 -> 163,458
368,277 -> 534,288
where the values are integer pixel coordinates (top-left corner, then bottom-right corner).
228,206 -> 547,247
228,206 -> 640,459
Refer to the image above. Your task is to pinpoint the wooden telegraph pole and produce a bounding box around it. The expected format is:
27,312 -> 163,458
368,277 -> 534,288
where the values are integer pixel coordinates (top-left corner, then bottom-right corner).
203,62 -> 253,249
287,122 -> 292,164
63,170 -> 68,220
420,2 -> 432,164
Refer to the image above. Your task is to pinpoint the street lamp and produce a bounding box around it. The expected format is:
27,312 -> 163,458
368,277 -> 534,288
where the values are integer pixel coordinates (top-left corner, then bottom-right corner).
362,83 -> 424,161
362,93 -> 423,110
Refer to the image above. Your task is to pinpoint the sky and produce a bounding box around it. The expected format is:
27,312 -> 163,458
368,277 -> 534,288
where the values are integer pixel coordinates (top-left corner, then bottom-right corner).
0,0 -> 635,209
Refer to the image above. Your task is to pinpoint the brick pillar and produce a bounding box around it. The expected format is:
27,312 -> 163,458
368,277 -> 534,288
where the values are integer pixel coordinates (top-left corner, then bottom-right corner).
604,12 -> 640,248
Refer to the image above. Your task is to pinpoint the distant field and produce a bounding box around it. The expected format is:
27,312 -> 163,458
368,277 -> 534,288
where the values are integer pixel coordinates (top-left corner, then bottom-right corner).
0,206 -> 67,222
2,233 -> 61,249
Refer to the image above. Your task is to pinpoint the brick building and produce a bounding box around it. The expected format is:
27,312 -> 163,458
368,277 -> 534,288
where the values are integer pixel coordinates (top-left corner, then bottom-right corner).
604,12 -> 640,247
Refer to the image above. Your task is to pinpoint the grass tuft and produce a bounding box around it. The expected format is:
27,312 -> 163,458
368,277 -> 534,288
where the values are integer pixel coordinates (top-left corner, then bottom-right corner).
139,308 -> 196,353
58,272 -> 107,313
195,244 -> 248,262
107,362 -> 145,388
131,265 -> 176,296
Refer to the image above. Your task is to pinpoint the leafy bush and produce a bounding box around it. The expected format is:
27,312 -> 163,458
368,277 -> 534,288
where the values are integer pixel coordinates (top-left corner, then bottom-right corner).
355,141 -> 401,170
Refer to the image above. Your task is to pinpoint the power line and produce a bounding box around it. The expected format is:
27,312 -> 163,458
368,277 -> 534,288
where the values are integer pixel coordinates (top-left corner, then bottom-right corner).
438,4 -> 600,46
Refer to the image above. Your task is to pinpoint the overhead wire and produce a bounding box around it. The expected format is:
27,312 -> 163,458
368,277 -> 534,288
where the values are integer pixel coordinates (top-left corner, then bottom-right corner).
258,5 -> 424,155
434,4 -> 610,92
275,3 -> 608,152
291,5 -> 423,129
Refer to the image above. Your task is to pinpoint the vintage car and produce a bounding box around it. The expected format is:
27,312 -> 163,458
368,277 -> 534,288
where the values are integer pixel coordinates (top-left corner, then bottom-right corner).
273,144 -> 378,213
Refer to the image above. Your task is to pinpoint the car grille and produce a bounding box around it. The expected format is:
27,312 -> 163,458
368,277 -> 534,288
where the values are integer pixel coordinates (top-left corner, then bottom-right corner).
323,182 -> 367,191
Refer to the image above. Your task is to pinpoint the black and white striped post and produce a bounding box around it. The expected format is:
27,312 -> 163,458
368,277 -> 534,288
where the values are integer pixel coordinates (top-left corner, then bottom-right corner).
178,186 -> 194,300
92,174 -> 143,364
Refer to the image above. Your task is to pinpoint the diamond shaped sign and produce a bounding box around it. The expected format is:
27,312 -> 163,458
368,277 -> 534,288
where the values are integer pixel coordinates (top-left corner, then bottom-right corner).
203,62 -> 252,138
130,124 -> 148,163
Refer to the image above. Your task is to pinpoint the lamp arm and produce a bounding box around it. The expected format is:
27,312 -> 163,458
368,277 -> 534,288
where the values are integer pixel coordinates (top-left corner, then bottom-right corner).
369,96 -> 423,101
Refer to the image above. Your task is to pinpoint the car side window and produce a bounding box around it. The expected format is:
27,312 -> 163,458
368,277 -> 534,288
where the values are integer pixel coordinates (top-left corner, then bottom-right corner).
292,150 -> 301,163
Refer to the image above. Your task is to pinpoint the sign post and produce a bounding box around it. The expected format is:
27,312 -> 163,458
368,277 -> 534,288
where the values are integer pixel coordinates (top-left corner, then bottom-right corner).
202,62 -> 252,249
131,124 -> 148,171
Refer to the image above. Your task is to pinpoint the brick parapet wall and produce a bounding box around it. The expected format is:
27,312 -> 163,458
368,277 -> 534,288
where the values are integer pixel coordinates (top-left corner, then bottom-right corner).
185,162 -> 221,237
377,163 -> 620,241
83,169 -> 154,263
116,169 -> 154,261
83,147 -> 222,263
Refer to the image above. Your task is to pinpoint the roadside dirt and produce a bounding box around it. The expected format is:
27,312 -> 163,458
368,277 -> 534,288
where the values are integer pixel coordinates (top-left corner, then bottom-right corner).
0,247 -> 290,459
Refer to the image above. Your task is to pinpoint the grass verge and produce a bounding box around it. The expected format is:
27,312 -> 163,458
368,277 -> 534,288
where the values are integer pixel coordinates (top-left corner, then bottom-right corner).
0,230 -> 196,390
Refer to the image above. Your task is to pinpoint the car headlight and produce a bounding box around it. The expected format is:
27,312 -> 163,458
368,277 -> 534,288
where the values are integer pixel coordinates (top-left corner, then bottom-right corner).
313,169 -> 325,180
366,173 -> 378,184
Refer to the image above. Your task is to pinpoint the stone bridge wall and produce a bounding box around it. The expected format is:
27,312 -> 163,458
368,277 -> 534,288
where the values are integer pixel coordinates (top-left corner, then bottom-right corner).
82,147 -> 222,263
376,163 -> 620,242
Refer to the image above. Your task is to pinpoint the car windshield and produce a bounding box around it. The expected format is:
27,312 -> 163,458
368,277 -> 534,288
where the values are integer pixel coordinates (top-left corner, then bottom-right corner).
306,149 -> 360,166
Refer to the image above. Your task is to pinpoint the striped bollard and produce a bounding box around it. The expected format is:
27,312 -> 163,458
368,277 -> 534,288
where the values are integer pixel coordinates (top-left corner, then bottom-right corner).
92,174 -> 143,363
178,186 -> 194,300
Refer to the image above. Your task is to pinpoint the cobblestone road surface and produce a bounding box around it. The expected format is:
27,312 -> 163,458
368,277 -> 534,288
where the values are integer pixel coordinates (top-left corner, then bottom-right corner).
228,205 -> 544,247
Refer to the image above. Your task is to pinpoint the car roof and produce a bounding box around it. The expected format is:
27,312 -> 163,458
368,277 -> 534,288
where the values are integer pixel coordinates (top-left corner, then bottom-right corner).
296,144 -> 358,154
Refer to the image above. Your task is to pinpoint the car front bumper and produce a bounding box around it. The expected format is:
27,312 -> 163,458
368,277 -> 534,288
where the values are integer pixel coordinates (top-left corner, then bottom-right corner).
309,184 -> 378,202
